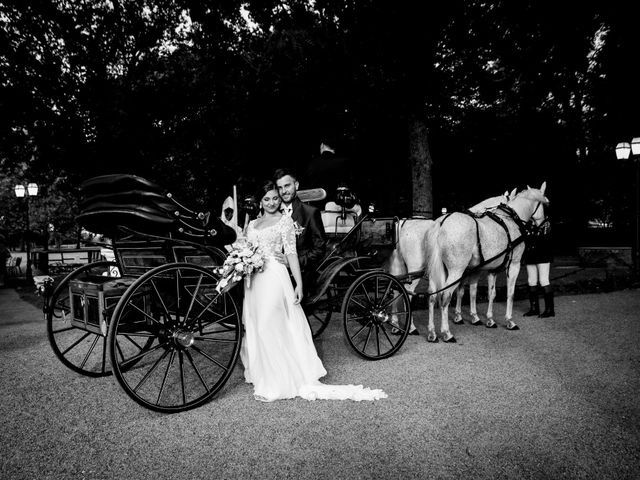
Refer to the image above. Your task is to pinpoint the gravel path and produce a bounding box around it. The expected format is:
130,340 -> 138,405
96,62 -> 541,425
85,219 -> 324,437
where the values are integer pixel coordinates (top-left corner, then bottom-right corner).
1,286 -> 639,479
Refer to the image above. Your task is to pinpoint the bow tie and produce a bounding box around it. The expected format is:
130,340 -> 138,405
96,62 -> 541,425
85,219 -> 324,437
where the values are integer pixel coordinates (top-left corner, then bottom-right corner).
281,205 -> 293,216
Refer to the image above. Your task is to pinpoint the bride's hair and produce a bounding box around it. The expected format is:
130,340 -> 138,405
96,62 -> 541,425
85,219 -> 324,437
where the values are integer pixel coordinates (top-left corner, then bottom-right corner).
256,180 -> 278,202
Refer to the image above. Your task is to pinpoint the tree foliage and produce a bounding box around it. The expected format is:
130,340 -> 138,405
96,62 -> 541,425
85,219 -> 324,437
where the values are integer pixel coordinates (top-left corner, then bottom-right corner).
0,0 -> 634,247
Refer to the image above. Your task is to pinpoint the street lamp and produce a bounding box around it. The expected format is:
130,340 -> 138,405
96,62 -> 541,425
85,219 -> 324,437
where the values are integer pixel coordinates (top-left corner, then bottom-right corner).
14,182 -> 39,282
615,137 -> 640,275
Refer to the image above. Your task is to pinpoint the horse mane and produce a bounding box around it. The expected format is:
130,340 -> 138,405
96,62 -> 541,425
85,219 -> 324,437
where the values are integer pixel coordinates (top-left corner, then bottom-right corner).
514,187 -> 549,205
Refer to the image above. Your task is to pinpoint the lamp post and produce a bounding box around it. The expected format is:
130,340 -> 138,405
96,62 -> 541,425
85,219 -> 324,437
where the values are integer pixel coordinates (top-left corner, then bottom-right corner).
14,182 -> 39,282
615,137 -> 640,275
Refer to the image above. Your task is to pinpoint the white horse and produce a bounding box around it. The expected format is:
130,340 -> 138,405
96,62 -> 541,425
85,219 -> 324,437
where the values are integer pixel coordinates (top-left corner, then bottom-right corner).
386,189 -> 517,335
425,183 -> 549,342
453,188 -> 517,327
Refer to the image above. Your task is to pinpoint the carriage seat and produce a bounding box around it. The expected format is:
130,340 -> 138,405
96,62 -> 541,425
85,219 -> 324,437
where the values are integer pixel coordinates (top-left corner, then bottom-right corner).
321,201 -> 361,235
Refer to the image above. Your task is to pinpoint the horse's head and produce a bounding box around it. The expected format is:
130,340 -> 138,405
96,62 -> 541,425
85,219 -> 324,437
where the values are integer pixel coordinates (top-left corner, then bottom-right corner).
510,182 -> 549,224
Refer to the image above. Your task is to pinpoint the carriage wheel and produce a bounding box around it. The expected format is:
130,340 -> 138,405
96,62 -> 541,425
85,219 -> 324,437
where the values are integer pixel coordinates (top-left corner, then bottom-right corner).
108,263 -> 242,413
342,271 -> 411,360
45,261 -> 119,377
306,288 -> 334,338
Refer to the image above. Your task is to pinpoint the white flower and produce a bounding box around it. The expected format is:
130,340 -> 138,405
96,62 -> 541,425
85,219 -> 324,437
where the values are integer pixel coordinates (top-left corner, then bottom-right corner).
215,241 -> 265,294
292,221 -> 305,236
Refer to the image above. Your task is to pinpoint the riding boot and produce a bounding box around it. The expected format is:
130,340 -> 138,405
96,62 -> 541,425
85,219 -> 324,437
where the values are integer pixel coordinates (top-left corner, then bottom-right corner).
539,285 -> 555,318
523,286 -> 540,316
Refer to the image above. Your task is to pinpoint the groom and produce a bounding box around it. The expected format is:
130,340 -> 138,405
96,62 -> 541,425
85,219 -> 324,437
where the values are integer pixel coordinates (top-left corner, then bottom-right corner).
274,168 -> 327,296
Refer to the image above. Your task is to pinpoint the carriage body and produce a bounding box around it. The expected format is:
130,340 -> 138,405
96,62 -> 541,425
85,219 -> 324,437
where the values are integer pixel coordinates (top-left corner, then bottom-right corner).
45,175 -> 241,413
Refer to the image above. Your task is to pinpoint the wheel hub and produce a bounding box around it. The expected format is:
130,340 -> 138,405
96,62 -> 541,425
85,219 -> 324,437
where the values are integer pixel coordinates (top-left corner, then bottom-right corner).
372,309 -> 389,324
173,330 -> 195,348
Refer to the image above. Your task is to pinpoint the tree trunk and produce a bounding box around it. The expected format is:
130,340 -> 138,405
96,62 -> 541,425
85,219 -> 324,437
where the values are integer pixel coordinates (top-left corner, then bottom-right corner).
408,116 -> 433,218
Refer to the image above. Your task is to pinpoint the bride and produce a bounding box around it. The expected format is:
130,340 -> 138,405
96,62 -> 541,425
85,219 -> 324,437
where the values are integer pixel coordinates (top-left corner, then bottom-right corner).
240,180 -> 387,402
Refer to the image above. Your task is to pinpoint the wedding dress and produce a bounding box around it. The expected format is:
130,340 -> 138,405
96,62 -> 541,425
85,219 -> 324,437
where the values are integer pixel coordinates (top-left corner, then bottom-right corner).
240,215 -> 387,402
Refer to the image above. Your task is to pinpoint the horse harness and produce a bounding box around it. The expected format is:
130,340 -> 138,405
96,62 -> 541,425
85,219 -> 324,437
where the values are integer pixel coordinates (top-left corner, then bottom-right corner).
441,203 -> 531,274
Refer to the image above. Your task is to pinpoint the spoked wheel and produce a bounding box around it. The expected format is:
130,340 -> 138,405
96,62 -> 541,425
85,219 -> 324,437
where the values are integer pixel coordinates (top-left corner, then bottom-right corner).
306,288 -> 334,338
108,263 -> 242,413
342,271 -> 411,360
45,261 -> 120,376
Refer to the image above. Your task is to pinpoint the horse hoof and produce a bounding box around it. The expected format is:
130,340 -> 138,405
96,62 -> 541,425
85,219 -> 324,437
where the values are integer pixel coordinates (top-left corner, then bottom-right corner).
453,317 -> 463,325
486,319 -> 497,328
506,321 -> 519,330
471,319 -> 483,326
427,333 -> 439,343
409,328 -> 420,336
443,334 -> 457,343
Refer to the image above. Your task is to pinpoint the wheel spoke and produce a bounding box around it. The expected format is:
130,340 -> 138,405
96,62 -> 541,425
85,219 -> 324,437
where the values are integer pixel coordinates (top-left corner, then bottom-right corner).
380,291 -> 403,310
150,279 -> 172,322
183,274 -> 203,325
348,295 -> 369,311
174,270 -> 181,324
179,351 -> 186,405
156,349 -> 177,405
79,335 -> 100,370
126,301 -> 164,326
61,331 -> 91,355
132,348 -> 171,393
361,324 -> 374,352
119,341 -> 169,368
122,333 -> 149,351
378,281 -> 394,307
378,324 -> 395,347
191,344 -> 229,372
186,294 -> 230,328
358,283 -> 373,305
194,336 -> 238,344
184,350 -> 210,394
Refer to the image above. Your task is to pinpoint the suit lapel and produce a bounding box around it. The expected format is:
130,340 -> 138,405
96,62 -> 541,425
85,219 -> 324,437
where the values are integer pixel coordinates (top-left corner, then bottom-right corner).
291,198 -> 303,223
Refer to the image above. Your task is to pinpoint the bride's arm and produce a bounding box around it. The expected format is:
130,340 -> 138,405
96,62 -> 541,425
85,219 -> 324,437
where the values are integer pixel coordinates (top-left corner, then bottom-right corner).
287,253 -> 303,305
282,217 -> 302,304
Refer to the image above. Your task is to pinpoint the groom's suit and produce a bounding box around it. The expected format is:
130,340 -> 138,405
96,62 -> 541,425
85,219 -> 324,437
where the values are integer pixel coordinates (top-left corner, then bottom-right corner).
289,197 -> 327,291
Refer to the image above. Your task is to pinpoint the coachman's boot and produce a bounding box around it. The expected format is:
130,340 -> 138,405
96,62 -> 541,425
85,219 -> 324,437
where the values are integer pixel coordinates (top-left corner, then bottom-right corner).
523,286 -> 540,316
539,285 -> 555,318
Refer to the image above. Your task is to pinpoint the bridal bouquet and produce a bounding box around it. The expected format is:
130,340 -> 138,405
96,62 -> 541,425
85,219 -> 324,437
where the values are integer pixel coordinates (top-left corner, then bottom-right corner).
215,240 -> 265,293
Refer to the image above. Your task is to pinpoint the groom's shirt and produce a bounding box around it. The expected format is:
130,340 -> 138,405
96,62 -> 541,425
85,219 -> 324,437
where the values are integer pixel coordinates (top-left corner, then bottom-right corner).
282,204 -> 293,217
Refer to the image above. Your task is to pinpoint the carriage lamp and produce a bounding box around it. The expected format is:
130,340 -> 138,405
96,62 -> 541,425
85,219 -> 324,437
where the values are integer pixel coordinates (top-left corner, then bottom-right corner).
14,182 -> 38,282
615,137 -> 640,275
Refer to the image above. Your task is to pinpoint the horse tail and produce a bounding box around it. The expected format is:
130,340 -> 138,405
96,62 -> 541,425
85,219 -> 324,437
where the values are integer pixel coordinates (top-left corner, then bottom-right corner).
424,220 -> 446,303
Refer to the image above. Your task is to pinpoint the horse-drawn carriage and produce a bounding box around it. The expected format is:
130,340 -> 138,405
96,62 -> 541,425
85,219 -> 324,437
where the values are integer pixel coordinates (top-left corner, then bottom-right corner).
44,175 -> 413,413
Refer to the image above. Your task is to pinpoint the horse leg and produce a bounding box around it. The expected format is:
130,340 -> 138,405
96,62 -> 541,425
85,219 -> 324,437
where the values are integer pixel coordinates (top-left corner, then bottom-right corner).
504,262 -> 522,330
453,282 -> 465,324
387,249 -> 418,334
403,278 -> 420,334
485,272 -> 497,328
469,280 -> 482,325
439,285 -> 457,343
427,282 -> 439,342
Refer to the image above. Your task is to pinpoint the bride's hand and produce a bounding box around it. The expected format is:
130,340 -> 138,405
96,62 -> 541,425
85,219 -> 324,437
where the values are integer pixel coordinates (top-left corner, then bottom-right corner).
293,285 -> 303,305
274,252 -> 289,266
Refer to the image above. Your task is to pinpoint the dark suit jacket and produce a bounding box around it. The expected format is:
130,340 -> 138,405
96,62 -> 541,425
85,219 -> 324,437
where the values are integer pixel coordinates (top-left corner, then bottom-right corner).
291,197 -> 327,272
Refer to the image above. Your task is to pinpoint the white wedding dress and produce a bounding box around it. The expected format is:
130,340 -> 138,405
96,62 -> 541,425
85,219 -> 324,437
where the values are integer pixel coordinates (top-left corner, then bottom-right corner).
240,215 -> 387,402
